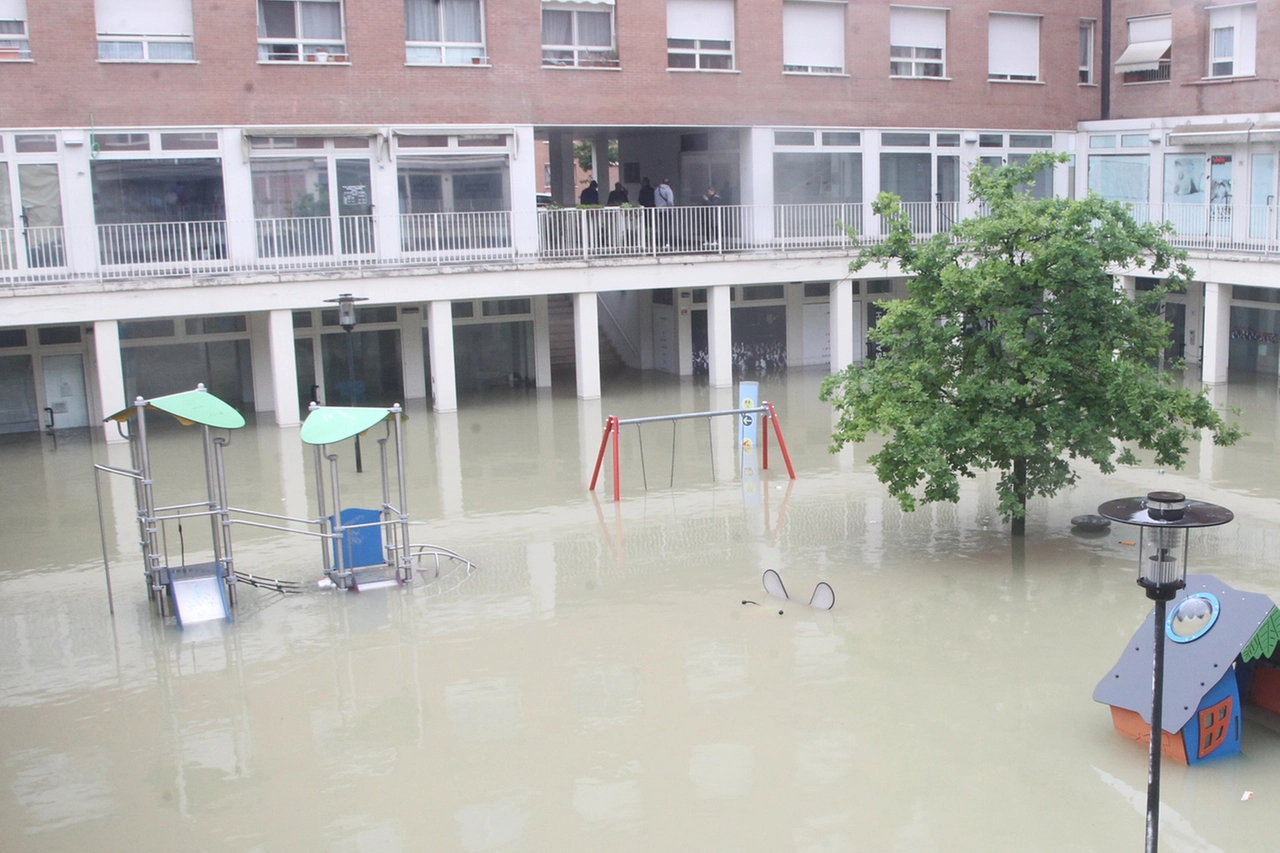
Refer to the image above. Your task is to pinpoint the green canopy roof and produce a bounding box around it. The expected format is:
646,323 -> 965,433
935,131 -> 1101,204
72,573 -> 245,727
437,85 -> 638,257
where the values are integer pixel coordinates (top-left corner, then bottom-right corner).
301,406 -> 396,445
105,388 -> 246,429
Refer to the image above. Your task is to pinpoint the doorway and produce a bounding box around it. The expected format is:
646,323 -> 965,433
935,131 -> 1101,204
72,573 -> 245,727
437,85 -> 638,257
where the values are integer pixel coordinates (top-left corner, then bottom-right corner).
40,354 -> 88,429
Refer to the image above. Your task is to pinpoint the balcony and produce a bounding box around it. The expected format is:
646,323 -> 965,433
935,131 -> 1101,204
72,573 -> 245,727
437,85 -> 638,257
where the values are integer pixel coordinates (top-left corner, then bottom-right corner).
2,200 -> 1278,288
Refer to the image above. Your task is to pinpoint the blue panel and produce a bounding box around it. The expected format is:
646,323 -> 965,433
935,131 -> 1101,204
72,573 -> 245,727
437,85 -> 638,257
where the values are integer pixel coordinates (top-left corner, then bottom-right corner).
332,508 -> 384,569
1182,668 -> 1241,764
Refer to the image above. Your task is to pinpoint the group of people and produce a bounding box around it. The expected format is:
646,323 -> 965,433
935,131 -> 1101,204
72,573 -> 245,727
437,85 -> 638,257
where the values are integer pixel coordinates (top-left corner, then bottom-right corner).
574,176 -> 727,251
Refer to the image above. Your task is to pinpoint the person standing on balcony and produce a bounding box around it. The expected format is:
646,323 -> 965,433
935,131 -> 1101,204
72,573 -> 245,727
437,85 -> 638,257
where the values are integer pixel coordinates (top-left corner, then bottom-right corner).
655,178 -> 675,249
638,178 -> 655,208
579,180 -> 600,205
607,182 -> 629,205
701,186 -> 723,249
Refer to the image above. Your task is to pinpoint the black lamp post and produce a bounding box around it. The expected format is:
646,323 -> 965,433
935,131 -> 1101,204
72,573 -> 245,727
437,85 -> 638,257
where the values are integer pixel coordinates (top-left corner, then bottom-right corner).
324,292 -> 368,472
1096,491 -> 1233,853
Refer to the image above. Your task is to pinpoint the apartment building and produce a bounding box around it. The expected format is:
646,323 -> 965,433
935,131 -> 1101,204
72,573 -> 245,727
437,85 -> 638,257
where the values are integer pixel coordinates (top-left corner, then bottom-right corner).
0,0 -> 1276,439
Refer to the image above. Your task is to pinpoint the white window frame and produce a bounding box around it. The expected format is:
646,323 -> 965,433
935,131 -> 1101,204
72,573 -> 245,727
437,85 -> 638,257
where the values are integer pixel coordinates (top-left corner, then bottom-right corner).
889,6 -> 946,79
1206,3 -> 1256,78
667,0 -> 734,71
987,12 -> 1040,82
404,0 -> 486,66
782,0 -> 846,75
541,0 -> 617,68
257,0 -> 347,63
96,0 -> 195,62
1079,19 -> 1095,84
0,0 -> 30,60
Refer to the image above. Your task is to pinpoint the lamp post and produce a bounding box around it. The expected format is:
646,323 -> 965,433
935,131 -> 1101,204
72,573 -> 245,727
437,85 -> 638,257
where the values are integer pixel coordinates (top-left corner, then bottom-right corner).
1096,491 -> 1233,853
324,293 -> 368,472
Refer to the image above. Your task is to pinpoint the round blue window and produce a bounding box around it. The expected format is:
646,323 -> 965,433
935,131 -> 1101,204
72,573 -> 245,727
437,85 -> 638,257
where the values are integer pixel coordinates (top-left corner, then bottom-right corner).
1166,592 -> 1220,643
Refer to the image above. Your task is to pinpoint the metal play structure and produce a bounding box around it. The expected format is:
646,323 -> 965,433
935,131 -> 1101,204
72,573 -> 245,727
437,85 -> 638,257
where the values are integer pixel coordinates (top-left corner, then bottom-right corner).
94,385 -> 476,628
589,381 -> 796,501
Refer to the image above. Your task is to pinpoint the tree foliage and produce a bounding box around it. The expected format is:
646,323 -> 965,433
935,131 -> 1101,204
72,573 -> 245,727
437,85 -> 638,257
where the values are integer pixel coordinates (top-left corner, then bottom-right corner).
819,153 -> 1242,534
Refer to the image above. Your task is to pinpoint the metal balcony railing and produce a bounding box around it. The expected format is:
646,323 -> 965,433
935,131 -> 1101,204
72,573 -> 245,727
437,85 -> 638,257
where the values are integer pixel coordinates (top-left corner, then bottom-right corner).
3,199 -> 1279,287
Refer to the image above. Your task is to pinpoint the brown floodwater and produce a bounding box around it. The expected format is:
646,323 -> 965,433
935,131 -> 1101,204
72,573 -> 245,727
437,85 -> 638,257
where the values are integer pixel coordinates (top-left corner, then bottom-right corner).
1,367 -> 1278,852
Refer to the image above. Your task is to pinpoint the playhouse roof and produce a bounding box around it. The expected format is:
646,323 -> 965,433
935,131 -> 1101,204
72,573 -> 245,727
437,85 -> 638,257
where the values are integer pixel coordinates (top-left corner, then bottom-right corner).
1093,574 -> 1279,732
300,406 -> 399,445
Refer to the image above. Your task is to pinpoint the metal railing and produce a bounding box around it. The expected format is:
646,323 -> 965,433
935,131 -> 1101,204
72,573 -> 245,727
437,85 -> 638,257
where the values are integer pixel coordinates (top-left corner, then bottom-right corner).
5,199 -> 1280,287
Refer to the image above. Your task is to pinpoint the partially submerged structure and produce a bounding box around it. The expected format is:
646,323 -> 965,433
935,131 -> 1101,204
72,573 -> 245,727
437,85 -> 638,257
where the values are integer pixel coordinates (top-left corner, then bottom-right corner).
94,386 -> 476,628
1094,574 -> 1280,764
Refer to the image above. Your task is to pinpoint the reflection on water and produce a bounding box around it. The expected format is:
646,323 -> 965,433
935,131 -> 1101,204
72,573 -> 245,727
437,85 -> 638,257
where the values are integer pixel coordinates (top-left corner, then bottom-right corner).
1,368 -> 1278,851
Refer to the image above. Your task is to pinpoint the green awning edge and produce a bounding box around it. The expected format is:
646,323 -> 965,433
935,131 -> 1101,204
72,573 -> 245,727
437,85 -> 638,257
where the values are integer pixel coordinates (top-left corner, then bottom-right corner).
301,406 -> 397,445
104,388 -> 246,429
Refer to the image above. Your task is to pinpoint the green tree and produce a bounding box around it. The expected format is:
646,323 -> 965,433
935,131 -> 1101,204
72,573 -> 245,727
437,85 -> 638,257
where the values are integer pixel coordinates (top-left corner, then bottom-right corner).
819,153 -> 1241,536
574,140 -> 619,174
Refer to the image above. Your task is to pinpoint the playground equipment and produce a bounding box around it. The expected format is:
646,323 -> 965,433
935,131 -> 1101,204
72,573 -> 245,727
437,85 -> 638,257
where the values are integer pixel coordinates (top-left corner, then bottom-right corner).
94,386 -> 477,627
589,382 -> 795,501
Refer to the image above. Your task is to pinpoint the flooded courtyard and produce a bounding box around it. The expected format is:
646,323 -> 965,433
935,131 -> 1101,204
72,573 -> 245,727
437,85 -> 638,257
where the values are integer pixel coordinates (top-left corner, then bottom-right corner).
1,367 -> 1278,852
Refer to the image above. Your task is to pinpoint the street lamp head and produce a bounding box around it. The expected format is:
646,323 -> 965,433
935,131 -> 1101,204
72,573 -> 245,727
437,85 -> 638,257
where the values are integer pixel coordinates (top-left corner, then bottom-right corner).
323,292 -> 367,332
1097,491 -> 1234,601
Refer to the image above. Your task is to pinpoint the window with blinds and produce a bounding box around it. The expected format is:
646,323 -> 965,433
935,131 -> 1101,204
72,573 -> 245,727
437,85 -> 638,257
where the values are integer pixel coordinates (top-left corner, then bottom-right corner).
782,1 -> 845,75
667,0 -> 734,70
988,13 -> 1039,82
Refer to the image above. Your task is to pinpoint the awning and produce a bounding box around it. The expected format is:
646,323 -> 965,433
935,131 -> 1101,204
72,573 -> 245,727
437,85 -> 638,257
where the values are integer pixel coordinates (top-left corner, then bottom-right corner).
243,126 -> 381,139
105,387 -> 246,429
1114,40 -> 1171,73
1168,121 -> 1280,145
301,406 -> 399,446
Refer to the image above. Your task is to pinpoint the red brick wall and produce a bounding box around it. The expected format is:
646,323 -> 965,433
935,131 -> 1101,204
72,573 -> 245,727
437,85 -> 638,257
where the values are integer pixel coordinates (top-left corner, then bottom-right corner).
5,0 -> 1108,132
1108,0 -> 1280,120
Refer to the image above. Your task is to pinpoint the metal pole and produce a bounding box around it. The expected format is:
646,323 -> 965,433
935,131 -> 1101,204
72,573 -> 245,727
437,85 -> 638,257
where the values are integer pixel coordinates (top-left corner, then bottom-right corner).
346,327 -> 363,473
1146,597 -> 1168,853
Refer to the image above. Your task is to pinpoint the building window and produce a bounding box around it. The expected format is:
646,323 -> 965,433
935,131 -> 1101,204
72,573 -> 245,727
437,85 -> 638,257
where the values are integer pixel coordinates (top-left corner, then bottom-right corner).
258,0 -> 346,62
782,0 -> 844,74
0,0 -> 30,60
667,0 -> 733,70
405,0 -> 485,65
889,6 -> 945,78
1207,3 -> 1255,78
1079,19 -> 1094,83
1115,15 -> 1171,83
988,13 -> 1039,81
541,0 -> 615,68
96,0 -> 195,61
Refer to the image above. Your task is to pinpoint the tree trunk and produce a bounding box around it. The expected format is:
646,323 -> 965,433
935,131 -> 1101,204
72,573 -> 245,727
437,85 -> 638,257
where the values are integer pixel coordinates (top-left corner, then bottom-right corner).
1011,457 -> 1027,537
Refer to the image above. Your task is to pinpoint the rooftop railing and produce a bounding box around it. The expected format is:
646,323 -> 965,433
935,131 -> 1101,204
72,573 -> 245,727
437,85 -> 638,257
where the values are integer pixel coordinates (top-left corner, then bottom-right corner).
3,200 -> 1279,287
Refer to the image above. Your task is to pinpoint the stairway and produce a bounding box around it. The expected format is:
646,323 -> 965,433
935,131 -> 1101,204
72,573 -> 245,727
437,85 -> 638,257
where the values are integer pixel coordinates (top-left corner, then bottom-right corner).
546,294 -> 626,371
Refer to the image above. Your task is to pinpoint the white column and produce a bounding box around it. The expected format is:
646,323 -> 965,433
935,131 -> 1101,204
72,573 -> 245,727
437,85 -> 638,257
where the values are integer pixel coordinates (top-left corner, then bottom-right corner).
532,294 -> 552,388
267,309 -> 300,426
1201,281 -> 1231,384
511,125 -> 540,257
577,396 -> 603,494
744,127 -> 774,243
592,135 -> 612,191
426,301 -> 457,412
93,320 -> 127,443
372,138 -> 402,263
830,279 -> 854,371
248,312 -> 276,415
1183,282 -> 1204,367
707,284 -> 733,388
60,135 -> 97,275
399,306 -> 427,401
573,292 -> 601,399
221,128 -> 257,266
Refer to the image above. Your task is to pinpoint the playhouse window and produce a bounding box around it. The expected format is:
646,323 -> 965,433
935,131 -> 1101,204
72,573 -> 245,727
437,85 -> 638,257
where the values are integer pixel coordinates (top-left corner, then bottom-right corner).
1197,696 -> 1232,759
1167,592 -> 1220,643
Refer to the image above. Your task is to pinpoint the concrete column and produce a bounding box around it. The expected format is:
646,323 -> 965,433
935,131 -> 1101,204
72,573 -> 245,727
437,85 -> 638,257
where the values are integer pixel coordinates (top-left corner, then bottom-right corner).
511,125 -> 540,257
744,127 -> 774,243
372,141 -> 402,263
1183,282 -> 1204,367
221,128 -> 257,266
592,135 -> 611,191
433,411 -> 464,516
548,133 -> 576,208
577,396 -> 603,487
426,301 -> 457,412
266,309 -> 300,426
1201,281 -> 1231,385
678,288 -> 694,376
707,284 -> 733,388
574,292 -> 601,399
399,306 -> 427,401
60,135 -> 97,275
830,279 -> 855,371
93,320 -> 127,443
532,294 -> 552,388
248,312 -> 276,415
